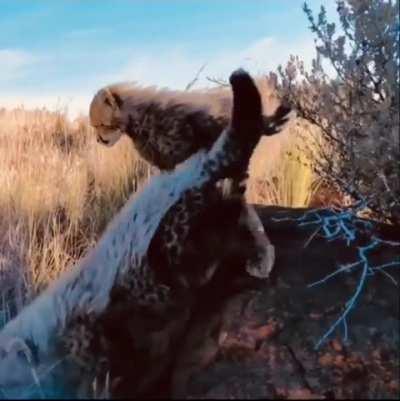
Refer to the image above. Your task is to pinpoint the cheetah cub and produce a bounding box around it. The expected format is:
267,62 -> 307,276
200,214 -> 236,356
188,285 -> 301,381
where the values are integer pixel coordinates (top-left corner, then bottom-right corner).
89,77 -> 292,278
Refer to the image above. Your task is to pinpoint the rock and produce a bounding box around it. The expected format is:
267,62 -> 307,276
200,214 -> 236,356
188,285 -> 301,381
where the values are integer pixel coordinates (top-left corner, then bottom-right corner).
170,206 -> 399,400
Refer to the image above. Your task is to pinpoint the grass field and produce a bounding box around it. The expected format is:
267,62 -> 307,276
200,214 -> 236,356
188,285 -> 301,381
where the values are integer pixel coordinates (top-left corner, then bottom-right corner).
0,85 -> 323,323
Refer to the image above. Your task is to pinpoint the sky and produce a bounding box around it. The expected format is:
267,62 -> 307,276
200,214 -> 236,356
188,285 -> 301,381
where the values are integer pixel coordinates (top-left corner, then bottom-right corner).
0,0 -> 337,117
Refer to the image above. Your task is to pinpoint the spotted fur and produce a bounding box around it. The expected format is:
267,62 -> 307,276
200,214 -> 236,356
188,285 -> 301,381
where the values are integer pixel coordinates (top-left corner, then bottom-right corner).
0,69 -> 267,398
89,72 -> 289,288
89,78 -> 292,170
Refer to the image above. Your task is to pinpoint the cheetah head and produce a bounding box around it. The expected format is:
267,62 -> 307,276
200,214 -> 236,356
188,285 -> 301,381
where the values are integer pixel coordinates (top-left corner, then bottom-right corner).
0,334 -> 39,396
89,87 -> 125,147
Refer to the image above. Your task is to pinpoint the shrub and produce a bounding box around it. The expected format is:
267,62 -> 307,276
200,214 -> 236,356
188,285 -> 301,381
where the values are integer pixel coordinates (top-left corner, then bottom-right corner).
277,0 -> 400,224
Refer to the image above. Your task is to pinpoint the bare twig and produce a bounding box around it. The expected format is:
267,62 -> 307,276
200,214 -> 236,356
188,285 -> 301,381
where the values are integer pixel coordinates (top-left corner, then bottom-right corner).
206,76 -> 229,87
185,63 -> 208,91
287,207 -> 400,349
274,205 -> 400,348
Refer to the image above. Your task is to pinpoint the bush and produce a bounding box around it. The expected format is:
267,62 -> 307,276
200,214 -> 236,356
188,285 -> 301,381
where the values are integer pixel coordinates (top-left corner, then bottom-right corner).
277,0 -> 399,224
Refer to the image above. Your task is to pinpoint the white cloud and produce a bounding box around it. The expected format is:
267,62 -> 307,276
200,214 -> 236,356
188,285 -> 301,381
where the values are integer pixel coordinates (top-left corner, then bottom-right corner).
98,47 -> 207,90
203,36 -> 317,84
0,36 -> 320,117
100,36 -> 317,91
0,49 -> 37,81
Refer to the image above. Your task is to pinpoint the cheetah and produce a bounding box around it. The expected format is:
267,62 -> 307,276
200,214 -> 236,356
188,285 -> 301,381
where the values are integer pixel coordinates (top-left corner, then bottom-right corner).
89,76 -> 292,283
89,80 -> 291,170
0,69 -> 270,398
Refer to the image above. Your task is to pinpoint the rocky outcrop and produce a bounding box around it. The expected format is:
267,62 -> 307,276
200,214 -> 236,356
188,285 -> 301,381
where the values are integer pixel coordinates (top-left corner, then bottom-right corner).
170,206 -> 399,399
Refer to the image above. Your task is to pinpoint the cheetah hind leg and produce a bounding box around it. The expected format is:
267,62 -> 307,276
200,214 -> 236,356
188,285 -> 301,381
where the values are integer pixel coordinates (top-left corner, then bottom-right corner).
239,203 -> 275,279
220,176 -> 275,279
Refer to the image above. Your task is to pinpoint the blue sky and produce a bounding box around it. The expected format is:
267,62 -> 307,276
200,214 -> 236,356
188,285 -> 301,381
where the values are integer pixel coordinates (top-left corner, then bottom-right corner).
0,0 -> 336,116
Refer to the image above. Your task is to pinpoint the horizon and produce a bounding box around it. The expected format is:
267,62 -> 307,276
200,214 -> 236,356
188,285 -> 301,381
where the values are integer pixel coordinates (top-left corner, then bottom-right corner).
0,0 -> 337,117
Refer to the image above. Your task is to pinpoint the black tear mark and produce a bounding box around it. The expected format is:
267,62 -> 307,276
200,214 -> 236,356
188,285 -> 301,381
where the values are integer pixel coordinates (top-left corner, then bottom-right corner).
111,92 -> 123,108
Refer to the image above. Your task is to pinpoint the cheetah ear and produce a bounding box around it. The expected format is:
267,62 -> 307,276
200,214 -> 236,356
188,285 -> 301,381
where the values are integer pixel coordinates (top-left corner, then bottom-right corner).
103,88 -> 124,110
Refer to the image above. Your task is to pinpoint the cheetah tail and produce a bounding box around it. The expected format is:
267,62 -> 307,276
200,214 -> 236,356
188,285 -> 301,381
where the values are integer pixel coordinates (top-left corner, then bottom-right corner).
229,68 -> 263,137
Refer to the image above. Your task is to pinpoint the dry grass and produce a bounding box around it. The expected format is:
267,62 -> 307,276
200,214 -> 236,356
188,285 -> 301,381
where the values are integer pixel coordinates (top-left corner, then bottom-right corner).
247,119 -> 323,207
0,94 -> 322,322
0,107 -> 152,319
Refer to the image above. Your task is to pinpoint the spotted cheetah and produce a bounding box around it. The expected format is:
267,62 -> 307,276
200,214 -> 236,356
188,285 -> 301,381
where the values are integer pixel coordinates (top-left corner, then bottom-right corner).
0,69 -> 270,398
89,81 -> 291,170
88,78 -> 291,205
89,75 -> 292,286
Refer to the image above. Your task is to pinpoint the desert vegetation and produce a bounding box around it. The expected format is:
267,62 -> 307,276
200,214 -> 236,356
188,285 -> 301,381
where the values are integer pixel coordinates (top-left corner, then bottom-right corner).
278,0 -> 399,224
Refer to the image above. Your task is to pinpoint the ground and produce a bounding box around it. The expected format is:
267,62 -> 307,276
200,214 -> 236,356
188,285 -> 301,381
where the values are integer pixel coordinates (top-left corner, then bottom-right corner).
167,206 -> 399,399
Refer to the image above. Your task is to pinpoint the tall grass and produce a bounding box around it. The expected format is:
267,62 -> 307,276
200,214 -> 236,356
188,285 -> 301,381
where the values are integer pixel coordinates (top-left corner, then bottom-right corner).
0,107 -> 151,318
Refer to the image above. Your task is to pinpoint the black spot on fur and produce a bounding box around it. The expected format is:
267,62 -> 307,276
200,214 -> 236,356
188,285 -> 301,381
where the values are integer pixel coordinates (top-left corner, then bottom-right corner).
163,229 -> 173,244
174,224 -> 185,237
127,115 -> 135,136
25,339 -> 40,365
206,159 -> 216,169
